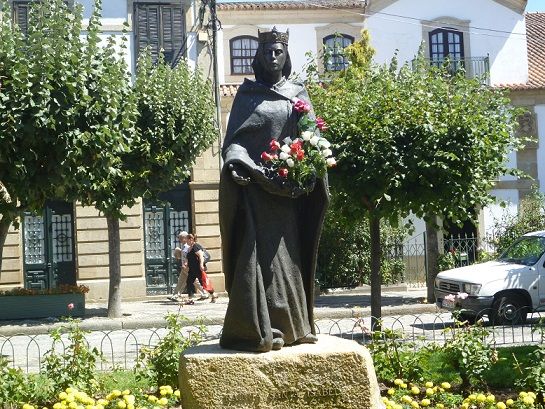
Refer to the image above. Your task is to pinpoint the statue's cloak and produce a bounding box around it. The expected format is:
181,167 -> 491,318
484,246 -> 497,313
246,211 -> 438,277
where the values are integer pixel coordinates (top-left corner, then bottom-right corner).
219,78 -> 329,352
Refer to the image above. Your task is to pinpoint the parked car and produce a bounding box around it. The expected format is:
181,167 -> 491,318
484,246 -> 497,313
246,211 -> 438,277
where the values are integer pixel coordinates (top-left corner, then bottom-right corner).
435,230 -> 545,324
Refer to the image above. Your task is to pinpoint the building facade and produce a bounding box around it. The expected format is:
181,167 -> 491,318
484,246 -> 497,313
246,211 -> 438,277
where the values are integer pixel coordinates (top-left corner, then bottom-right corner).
0,0 -> 224,300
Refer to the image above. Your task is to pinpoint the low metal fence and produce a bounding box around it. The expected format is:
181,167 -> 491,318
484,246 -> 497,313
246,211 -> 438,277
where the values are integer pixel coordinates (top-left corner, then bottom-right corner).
1,310 -> 543,374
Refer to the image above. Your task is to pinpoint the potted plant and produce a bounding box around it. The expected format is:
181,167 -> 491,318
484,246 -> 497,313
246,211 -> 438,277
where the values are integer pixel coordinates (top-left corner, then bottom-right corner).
0,284 -> 89,320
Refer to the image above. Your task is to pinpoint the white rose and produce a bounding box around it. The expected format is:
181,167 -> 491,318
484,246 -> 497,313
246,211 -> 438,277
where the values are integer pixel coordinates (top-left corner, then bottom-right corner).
301,131 -> 314,141
279,152 -> 290,160
322,148 -> 333,157
286,158 -> 295,167
318,139 -> 331,149
326,157 -> 337,167
281,145 -> 291,153
283,137 -> 293,145
310,136 -> 320,146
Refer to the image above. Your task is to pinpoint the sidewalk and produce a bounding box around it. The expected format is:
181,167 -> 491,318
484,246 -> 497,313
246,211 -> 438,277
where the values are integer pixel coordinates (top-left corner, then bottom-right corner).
0,286 -> 438,336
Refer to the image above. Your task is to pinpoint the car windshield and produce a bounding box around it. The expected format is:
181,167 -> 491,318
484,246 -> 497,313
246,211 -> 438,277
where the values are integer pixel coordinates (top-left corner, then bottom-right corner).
498,236 -> 545,266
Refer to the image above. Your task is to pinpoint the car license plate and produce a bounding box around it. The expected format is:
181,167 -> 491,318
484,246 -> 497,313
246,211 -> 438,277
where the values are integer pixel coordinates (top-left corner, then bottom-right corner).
442,298 -> 455,309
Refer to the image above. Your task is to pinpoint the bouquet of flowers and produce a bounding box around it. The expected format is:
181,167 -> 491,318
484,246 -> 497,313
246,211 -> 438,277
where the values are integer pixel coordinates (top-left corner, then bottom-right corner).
260,97 -> 336,191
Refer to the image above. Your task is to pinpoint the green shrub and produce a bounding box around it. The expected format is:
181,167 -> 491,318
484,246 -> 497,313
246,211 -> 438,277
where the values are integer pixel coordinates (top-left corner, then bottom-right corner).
43,318 -> 103,394
487,190 -> 545,255
135,313 -> 205,388
368,328 -> 425,383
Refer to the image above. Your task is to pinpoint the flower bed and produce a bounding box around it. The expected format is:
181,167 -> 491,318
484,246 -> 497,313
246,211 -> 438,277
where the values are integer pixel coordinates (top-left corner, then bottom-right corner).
0,285 -> 87,320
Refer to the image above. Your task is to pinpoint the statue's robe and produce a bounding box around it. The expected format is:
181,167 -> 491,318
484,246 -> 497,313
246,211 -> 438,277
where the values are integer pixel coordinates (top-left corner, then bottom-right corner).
219,78 -> 329,352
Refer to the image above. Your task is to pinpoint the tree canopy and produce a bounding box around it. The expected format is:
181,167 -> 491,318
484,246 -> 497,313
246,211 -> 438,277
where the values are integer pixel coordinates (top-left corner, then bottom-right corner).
309,31 -> 527,320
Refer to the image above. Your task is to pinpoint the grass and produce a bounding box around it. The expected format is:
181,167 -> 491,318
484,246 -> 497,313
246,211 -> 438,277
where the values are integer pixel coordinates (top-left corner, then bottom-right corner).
97,369 -> 153,394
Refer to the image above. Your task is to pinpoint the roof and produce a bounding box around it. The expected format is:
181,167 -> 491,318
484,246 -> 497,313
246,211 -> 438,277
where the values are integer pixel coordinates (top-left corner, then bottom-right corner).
502,12 -> 545,91
216,0 -> 366,11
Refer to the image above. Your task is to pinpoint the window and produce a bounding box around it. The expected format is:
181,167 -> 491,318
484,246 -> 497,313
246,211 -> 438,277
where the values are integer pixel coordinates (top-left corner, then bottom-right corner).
12,1 -> 30,35
429,28 -> 464,67
135,4 -> 186,67
230,36 -> 258,75
323,34 -> 354,71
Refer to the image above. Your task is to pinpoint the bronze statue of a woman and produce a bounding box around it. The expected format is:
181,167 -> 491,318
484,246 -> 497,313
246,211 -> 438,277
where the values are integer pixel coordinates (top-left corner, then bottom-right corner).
219,27 -> 329,352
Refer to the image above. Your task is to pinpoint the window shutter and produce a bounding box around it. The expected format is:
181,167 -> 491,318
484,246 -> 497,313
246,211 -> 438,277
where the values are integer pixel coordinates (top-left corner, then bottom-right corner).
136,4 -> 161,65
135,4 -> 185,67
13,1 -> 30,36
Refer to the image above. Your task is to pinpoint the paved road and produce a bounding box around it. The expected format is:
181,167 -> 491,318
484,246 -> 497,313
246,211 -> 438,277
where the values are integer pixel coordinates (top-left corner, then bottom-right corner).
3,311 -> 544,374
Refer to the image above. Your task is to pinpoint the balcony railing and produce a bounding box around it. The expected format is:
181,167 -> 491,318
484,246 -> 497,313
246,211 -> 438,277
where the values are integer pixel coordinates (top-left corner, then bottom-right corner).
412,56 -> 490,85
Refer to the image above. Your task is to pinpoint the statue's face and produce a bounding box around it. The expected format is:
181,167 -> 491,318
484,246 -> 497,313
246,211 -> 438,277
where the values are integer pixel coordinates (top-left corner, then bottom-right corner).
259,42 -> 287,74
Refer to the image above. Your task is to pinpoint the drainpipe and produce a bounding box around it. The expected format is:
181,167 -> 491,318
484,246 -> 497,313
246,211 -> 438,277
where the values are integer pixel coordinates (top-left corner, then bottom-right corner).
209,0 -> 224,170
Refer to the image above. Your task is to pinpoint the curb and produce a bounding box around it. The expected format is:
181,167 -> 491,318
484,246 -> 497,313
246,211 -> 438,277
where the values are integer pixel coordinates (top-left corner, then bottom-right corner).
0,303 -> 440,337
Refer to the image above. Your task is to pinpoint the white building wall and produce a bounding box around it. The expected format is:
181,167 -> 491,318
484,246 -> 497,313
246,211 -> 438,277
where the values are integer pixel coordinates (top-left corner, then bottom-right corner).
483,189 -> 519,236
366,0 -> 528,86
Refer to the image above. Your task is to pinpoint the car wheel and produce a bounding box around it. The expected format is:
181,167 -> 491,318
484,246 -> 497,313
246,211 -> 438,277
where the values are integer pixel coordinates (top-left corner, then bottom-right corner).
458,312 -> 477,325
491,294 -> 528,325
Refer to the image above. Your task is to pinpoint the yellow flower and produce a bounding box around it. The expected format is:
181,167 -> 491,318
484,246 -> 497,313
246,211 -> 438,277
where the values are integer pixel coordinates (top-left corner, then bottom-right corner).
522,396 -> 534,406
425,388 -> 434,396
424,382 -> 433,388
440,382 -> 451,390
66,388 -> 75,394
113,391 -> 122,398
124,396 -> 135,405
173,391 -> 180,398
157,398 -> 168,406
387,388 -> 395,396
96,405 -> 104,409
66,395 -> 75,403
436,404 -> 444,409
22,404 -> 35,409
401,383 -> 408,389
97,400 -> 108,407
68,403 -> 77,409
411,386 -> 420,395
461,404 -> 469,409
468,394 -> 477,401
527,392 -> 536,400
520,392 -> 528,398
53,403 -> 63,409
394,405 -> 403,409
506,399 -> 514,406
487,395 -> 496,403
421,399 -> 431,407
59,393 -> 68,401
159,390 -> 168,396
477,394 -> 487,403
411,401 -> 419,408
394,379 -> 403,386
401,395 -> 413,404
147,396 -> 157,403
497,402 -> 507,409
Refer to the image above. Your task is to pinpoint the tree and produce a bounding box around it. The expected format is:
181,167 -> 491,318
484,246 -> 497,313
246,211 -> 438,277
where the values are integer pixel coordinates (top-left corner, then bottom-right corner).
309,31 -> 526,323
0,0 -> 93,271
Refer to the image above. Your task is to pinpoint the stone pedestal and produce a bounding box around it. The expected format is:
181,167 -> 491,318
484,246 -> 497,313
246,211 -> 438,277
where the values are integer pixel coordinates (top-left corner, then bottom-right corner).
178,334 -> 382,409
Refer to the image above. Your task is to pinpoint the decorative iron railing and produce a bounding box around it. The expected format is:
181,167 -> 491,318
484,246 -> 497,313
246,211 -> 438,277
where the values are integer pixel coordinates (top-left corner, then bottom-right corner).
412,56 -> 490,85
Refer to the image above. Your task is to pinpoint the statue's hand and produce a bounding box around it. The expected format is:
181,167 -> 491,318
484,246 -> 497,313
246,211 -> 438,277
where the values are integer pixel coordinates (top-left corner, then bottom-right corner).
229,163 -> 251,186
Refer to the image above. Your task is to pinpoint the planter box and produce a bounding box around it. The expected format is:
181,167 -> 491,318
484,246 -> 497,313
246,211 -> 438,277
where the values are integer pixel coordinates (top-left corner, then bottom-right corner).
0,293 -> 85,320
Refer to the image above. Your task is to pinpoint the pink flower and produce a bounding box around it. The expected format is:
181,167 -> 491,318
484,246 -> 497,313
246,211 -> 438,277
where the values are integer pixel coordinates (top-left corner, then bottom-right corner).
261,151 -> 273,162
269,139 -> 281,152
67,303 -> 75,311
456,292 -> 469,300
292,98 -> 311,113
444,294 -> 456,302
278,168 -> 288,178
316,117 -> 328,132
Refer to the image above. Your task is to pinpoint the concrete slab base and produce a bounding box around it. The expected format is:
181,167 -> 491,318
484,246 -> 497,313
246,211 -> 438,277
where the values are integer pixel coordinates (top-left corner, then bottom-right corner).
178,334 -> 382,409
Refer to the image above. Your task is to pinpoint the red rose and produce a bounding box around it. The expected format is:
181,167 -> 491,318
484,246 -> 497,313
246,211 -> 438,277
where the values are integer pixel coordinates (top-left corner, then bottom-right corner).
292,98 -> 311,113
278,168 -> 288,178
67,303 -> 75,310
271,154 -> 278,160
296,149 -> 305,161
290,140 -> 303,154
261,151 -> 272,162
316,117 -> 328,132
269,139 -> 281,152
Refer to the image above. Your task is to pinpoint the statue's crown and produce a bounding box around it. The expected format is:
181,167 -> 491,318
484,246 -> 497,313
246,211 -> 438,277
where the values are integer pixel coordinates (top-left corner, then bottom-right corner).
258,27 -> 289,45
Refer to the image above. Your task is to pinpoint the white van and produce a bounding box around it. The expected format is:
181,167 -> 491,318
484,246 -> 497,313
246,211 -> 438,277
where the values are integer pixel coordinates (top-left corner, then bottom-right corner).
434,230 -> 545,324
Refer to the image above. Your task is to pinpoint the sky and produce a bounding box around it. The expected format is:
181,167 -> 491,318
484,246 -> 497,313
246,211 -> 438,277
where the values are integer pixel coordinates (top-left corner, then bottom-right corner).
527,0 -> 545,11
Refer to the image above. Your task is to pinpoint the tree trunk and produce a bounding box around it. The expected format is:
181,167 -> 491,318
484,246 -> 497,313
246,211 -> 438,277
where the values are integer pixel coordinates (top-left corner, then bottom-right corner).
425,220 -> 439,303
107,215 -> 122,318
0,218 -> 11,274
369,214 -> 382,330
